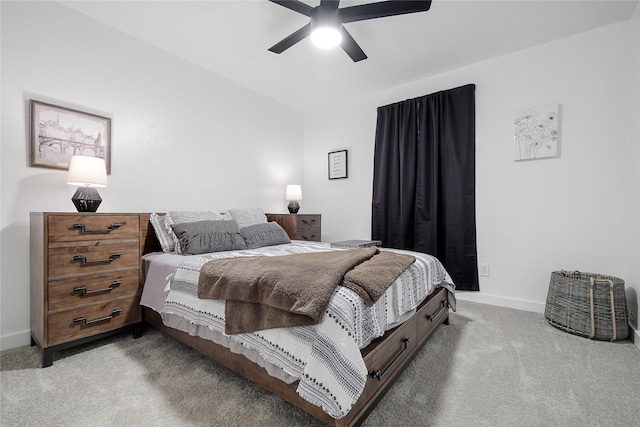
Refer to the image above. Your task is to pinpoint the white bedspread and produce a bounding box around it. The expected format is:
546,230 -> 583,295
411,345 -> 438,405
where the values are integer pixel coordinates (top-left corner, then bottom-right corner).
142,241 -> 455,419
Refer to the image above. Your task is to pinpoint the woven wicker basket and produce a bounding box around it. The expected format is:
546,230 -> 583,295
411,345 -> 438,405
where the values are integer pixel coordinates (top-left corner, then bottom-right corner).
545,270 -> 628,341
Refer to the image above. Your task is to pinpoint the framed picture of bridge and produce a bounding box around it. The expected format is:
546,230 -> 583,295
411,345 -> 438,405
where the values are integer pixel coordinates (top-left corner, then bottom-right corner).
30,100 -> 111,173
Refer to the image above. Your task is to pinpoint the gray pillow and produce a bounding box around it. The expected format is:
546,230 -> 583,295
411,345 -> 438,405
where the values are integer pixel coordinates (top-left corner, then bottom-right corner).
166,211 -> 223,252
170,220 -> 247,255
240,222 -> 291,249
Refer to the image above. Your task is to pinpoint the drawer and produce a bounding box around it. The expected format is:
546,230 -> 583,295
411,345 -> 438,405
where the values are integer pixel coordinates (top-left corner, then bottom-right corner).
47,297 -> 140,346
265,214 -> 321,242
359,315 -> 417,406
48,215 -> 140,243
296,215 -> 320,230
416,288 -> 449,344
296,227 -> 321,242
48,270 -> 140,311
48,239 -> 140,279
295,215 -> 320,241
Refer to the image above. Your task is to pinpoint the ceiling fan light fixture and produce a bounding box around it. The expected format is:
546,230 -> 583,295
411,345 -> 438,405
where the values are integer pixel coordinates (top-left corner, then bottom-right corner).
268,0 -> 432,62
311,26 -> 342,49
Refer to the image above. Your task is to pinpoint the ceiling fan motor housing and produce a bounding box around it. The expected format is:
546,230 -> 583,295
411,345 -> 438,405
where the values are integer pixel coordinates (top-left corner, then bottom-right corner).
310,6 -> 342,31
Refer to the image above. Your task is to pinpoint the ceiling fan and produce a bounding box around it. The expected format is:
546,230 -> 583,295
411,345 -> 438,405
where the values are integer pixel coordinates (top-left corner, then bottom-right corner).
268,0 -> 432,62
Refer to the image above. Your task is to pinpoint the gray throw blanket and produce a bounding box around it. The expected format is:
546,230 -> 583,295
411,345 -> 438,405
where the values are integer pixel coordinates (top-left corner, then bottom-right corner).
343,250 -> 417,306
197,247 -> 415,334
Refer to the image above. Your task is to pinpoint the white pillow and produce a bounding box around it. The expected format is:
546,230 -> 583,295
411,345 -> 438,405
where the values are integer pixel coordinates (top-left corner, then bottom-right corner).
227,208 -> 267,229
149,213 -> 174,252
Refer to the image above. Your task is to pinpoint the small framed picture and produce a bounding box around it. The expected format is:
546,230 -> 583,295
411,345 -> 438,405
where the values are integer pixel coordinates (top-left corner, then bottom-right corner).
30,100 -> 111,173
328,149 -> 348,180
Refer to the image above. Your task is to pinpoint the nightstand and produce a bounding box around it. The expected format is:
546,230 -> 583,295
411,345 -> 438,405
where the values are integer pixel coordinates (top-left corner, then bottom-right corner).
330,240 -> 382,249
266,213 -> 321,242
30,212 -> 143,367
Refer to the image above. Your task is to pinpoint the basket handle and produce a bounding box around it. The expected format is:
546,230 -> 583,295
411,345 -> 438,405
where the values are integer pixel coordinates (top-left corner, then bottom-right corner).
560,269 -> 580,278
589,277 -> 617,341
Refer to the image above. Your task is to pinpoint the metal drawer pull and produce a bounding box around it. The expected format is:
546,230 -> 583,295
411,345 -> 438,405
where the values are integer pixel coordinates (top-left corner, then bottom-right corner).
73,308 -> 123,325
426,300 -> 449,322
73,280 -> 122,295
301,219 -> 316,225
302,235 -> 316,240
73,252 -> 122,264
369,337 -> 410,381
73,223 -> 122,234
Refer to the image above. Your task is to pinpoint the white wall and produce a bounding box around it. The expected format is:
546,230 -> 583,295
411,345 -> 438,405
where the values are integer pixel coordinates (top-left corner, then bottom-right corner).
304,17 -> 640,344
628,4 -> 640,346
0,1 -> 304,350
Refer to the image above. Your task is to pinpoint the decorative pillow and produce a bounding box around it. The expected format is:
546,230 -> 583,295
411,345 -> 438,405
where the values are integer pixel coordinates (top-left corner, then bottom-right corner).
149,213 -> 175,252
220,211 -> 235,221
227,208 -> 267,229
240,222 -> 291,249
170,220 -> 247,255
166,211 -> 223,252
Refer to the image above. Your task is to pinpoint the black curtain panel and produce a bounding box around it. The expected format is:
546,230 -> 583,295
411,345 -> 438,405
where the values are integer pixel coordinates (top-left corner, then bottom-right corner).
371,84 -> 479,291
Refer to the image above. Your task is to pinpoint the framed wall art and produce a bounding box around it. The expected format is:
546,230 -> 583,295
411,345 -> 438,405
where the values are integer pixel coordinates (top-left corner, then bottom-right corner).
328,149 -> 348,180
514,103 -> 560,161
30,100 -> 111,173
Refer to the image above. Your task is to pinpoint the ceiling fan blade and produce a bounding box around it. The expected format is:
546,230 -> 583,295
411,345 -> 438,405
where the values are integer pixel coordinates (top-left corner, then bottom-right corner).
268,23 -> 312,54
268,0 -> 314,17
341,1 -> 432,23
319,0 -> 340,10
340,27 -> 367,62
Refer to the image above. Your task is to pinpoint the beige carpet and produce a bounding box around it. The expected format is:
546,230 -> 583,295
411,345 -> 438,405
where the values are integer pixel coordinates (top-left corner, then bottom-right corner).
2,300 -> 639,426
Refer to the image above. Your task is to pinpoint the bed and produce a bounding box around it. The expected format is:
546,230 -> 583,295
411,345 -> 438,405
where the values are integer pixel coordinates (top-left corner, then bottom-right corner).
138,212 -> 455,427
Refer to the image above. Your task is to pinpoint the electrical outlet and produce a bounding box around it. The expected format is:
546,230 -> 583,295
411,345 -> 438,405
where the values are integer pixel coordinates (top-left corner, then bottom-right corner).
479,263 -> 490,277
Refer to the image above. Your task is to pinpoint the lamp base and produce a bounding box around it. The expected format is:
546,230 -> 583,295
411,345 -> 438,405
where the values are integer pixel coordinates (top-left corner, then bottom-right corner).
72,187 -> 102,212
287,201 -> 300,214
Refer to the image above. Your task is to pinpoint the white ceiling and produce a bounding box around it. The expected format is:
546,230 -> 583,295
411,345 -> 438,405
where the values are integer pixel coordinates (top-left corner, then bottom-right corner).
60,0 -> 638,112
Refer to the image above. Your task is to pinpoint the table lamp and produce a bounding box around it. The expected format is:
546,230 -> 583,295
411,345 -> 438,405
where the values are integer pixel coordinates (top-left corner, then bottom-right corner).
67,155 -> 108,212
285,184 -> 302,214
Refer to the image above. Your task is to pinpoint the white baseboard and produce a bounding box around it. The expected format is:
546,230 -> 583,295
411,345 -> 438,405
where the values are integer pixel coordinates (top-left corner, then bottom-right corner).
633,327 -> 640,351
0,329 -> 31,351
454,291 -> 546,313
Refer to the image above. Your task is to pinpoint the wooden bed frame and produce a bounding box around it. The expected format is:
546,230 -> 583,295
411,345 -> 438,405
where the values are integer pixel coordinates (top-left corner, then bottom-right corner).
139,214 -> 450,427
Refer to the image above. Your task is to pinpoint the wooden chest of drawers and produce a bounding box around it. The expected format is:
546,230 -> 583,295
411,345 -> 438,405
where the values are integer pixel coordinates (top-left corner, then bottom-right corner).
265,213 -> 321,242
30,212 -> 143,367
